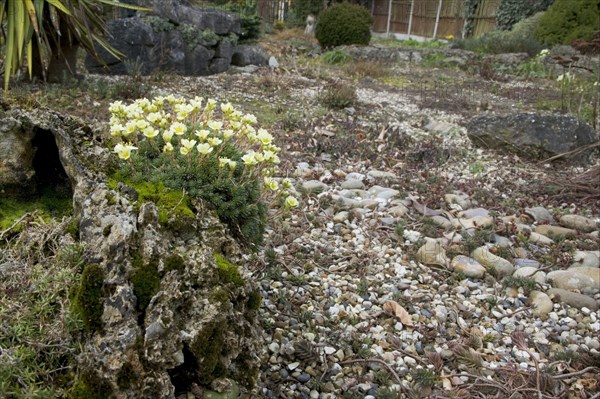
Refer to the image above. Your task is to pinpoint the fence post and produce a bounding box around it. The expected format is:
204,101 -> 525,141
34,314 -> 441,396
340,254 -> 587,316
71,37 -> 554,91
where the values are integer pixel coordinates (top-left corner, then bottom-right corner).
407,0 -> 415,38
386,0 -> 393,37
433,0 -> 442,38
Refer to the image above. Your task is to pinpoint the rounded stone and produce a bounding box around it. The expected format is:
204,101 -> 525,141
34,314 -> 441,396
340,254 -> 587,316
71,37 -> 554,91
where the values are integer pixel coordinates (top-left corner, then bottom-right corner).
450,255 -> 486,279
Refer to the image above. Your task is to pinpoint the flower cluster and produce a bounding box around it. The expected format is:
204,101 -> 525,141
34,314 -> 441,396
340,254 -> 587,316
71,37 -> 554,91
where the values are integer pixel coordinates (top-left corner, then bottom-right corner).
108,95 -> 299,209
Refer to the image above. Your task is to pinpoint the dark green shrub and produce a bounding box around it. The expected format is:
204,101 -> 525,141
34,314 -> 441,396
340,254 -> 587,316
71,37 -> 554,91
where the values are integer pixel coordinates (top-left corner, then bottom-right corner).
240,13 -> 262,41
496,0 -> 554,31
535,0 -> 600,45
320,49 -> 351,64
315,3 -> 373,49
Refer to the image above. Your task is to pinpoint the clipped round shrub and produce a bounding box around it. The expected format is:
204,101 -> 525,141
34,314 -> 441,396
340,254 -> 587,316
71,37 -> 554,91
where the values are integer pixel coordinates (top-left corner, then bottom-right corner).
315,3 -> 373,49
535,0 -> 600,46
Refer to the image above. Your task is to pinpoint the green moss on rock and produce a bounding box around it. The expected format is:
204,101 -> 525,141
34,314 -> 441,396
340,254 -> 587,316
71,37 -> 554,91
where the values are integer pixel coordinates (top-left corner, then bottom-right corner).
246,290 -> 262,311
164,253 -> 186,273
70,369 -> 112,399
72,264 -> 105,333
214,253 -> 243,287
130,253 -> 161,313
190,320 -> 227,381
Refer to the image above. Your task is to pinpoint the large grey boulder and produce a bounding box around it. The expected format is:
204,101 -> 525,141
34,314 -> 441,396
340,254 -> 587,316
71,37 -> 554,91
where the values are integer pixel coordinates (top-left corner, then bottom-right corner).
466,113 -> 599,164
231,45 -> 268,67
86,1 -> 242,76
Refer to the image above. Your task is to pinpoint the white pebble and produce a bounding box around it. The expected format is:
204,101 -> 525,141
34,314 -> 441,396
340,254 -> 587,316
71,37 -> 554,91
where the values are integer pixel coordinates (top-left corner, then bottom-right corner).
288,362 -> 300,370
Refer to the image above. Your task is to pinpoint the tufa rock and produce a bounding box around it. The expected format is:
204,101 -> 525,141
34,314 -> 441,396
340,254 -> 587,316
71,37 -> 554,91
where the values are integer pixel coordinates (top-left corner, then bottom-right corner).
231,45 -> 269,67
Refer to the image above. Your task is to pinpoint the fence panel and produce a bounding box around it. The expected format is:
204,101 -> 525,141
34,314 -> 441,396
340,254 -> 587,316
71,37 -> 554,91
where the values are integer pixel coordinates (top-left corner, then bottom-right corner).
472,0 -> 500,37
436,0 -> 464,38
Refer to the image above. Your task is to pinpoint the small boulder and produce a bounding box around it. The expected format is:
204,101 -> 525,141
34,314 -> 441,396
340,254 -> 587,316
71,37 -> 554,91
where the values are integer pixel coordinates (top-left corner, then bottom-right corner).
450,256 -> 486,278
529,291 -> 553,317
559,214 -> 598,233
547,288 -> 598,311
231,45 -> 268,67
471,246 -> 515,278
466,113 -> 599,164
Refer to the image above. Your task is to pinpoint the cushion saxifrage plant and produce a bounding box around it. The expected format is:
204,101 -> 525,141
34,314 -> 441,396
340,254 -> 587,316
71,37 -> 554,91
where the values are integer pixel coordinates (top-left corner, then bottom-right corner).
108,96 -> 298,247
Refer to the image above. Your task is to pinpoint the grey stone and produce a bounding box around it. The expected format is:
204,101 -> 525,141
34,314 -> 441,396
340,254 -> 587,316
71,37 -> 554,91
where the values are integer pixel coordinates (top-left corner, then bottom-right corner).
514,258 -> 540,268
302,180 -> 329,194
513,266 -> 546,284
333,211 -> 349,223
450,255 -> 486,279
366,170 -> 396,180
525,207 -> 555,224
341,179 -> 364,190
269,56 -> 279,69
559,214 -> 599,233
0,116 -> 37,197
232,45 -> 268,67
547,268 -> 599,293
535,225 -> 577,239
471,246 -> 515,278
215,39 -> 235,61
571,251 -> 600,269
547,288 -> 599,311
466,113 -> 599,164
210,57 -> 231,74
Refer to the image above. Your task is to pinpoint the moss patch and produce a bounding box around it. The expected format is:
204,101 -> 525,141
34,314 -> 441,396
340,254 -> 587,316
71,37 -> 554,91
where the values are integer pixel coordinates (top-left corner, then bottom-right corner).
130,253 -> 161,313
214,253 -> 244,287
72,264 -> 105,333
164,253 -> 186,274
246,290 -> 262,311
0,192 -> 72,232
190,320 -> 227,381
70,369 -> 112,399
109,177 -> 195,225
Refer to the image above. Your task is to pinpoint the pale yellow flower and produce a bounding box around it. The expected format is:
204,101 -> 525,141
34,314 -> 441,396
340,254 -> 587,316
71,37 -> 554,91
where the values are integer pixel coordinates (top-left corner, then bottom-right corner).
124,121 -> 137,136
264,176 -> 279,191
110,124 -> 124,137
195,129 -> 210,141
281,178 -> 293,189
163,142 -> 174,152
257,129 -> 273,145
181,138 -> 197,151
208,121 -> 223,131
221,102 -> 234,114
208,137 -> 222,147
171,122 -> 187,135
136,119 -> 149,130
163,129 -> 174,142
242,114 -> 257,125
197,142 -> 214,155
114,142 -> 137,160
143,126 -> 159,138
190,96 -> 203,110
147,112 -> 161,124
242,151 -> 259,166
222,129 -> 234,140
285,196 -> 299,208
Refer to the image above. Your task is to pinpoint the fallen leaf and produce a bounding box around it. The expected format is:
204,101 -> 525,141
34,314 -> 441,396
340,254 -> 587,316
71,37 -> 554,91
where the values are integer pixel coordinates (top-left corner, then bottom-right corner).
383,300 -> 414,326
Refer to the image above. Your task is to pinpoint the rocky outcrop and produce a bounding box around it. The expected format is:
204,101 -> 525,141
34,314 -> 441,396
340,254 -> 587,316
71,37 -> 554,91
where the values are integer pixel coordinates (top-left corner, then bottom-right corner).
0,106 -> 263,398
86,1 -> 267,76
466,112 -> 599,164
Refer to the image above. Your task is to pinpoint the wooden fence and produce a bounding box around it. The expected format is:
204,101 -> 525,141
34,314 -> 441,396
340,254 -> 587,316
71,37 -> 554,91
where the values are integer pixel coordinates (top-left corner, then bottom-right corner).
373,0 -> 501,39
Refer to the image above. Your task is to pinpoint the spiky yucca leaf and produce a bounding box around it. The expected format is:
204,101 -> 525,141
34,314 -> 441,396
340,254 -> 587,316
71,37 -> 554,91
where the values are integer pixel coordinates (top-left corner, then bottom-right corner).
0,0 -> 148,90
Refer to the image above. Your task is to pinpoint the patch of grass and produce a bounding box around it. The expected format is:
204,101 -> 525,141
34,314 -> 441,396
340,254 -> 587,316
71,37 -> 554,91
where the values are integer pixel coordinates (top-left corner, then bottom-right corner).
0,190 -> 73,232
343,60 -> 390,79
320,49 -> 351,65
503,275 -> 537,295
319,81 -> 357,109
0,222 -> 84,398
373,37 -> 447,49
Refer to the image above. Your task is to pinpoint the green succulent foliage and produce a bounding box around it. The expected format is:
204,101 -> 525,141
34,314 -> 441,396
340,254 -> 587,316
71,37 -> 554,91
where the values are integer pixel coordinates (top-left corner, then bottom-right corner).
315,3 -> 373,49
70,369 -> 112,399
496,0 -> 554,31
535,0 -> 600,45
121,140 -> 266,247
